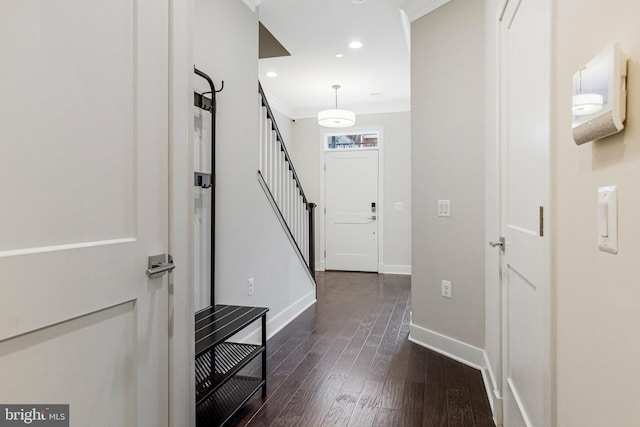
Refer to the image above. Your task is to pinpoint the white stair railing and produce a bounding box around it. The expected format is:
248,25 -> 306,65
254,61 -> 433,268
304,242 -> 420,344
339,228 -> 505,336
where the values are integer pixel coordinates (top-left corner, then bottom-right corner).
258,83 -> 316,279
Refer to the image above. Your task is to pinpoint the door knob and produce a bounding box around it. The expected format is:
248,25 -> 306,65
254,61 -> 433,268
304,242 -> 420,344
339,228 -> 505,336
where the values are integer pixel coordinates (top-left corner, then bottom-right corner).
146,254 -> 176,277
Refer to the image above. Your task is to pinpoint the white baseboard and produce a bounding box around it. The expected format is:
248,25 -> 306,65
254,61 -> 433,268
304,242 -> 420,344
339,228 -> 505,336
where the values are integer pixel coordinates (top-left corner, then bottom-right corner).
409,322 -> 485,369
315,261 -> 410,275
483,351 -> 503,426
234,291 -> 316,344
409,322 -> 502,424
266,291 -> 316,339
382,264 -> 412,275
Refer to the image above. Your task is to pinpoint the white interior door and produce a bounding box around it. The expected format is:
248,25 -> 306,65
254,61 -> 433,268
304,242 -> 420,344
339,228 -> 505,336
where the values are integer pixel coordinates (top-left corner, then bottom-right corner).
0,1 -> 170,426
499,0 -> 551,426
325,150 -> 379,272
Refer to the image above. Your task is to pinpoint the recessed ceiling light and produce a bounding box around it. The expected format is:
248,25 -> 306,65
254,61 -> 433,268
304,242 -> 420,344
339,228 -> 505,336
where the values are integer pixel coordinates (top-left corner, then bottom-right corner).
370,92 -> 383,97
349,41 -> 363,49
351,0 -> 366,3
335,53 -> 344,58
266,71 -> 278,78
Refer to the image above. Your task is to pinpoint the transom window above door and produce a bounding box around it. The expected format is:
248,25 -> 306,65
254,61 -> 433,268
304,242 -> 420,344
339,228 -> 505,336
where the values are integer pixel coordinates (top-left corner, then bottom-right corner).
325,131 -> 379,150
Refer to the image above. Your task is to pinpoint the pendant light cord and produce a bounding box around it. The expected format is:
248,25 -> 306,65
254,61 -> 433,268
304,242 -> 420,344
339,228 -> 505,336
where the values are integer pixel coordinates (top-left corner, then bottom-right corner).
332,84 -> 341,109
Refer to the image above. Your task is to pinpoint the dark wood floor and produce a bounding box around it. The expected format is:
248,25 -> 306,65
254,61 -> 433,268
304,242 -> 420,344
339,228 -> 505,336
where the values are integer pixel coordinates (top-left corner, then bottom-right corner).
228,271 -> 495,427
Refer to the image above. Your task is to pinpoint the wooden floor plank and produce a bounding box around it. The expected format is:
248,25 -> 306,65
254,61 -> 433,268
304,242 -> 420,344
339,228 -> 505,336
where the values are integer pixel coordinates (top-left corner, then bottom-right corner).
422,350 -> 448,427
445,358 -> 475,427
366,293 -> 409,382
378,335 -> 411,410
321,388 -> 360,427
464,364 -> 496,427
346,379 -> 384,427
401,381 -> 425,427
372,408 -> 402,427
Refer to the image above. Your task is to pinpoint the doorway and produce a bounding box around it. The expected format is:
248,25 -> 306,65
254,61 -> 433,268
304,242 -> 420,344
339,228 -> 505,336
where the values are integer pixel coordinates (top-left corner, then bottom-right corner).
322,130 -> 383,272
497,0 -> 552,426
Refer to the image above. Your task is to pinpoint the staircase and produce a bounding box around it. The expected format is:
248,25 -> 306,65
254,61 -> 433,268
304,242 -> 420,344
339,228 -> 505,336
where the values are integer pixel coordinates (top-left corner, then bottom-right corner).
257,82 -> 316,280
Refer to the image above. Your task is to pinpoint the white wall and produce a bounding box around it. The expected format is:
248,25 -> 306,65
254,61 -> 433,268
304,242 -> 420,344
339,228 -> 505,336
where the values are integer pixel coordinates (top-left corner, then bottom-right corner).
193,0 -> 315,339
554,0 -> 640,425
289,112 -> 412,274
409,0 -> 485,350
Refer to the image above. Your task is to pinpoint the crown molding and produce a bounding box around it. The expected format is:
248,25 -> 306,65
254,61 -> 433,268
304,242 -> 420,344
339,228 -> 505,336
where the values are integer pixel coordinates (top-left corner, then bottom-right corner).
262,90 -> 297,119
398,0 -> 451,21
294,101 -> 411,120
241,0 -> 263,12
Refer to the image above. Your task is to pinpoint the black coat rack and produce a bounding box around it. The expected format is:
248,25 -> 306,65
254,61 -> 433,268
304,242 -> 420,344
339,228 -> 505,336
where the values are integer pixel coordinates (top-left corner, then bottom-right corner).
194,66 -> 223,307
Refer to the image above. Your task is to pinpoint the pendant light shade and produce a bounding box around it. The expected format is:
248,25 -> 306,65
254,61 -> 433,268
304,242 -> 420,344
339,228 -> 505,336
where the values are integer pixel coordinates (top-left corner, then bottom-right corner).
318,85 -> 355,128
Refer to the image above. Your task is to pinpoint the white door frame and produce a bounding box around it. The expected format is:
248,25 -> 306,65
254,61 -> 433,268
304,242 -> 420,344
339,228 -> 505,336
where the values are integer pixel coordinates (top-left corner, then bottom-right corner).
483,2 -> 507,425
319,125 -> 384,273
168,0 -> 195,425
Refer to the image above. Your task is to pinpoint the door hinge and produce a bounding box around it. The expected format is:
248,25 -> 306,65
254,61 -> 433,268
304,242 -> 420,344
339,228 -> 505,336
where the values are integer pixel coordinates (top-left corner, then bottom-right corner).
324,207 -> 326,214
539,206 -> 544,237
324,164 -> 326,171
324,250 -> 326,258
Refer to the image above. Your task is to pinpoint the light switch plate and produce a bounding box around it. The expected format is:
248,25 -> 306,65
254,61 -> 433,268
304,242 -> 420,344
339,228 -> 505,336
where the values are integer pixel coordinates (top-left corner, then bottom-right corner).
437,200 -> 450,217
598,186 -> 617,254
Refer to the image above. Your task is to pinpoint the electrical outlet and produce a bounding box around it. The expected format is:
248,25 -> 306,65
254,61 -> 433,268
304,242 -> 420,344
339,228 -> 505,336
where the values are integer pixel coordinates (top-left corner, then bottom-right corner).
441,280 -> 452,298
248,278 -> 255,296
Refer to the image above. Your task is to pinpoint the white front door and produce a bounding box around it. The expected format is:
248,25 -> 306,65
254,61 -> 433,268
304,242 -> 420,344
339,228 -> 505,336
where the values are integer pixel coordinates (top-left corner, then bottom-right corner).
0,1 -> 170,426
325,150 -> 379,272
499,0 -> 552,426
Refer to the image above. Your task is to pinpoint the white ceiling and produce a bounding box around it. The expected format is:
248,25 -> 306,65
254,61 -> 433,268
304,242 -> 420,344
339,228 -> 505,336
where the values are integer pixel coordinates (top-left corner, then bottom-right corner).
257,0 -> 414,119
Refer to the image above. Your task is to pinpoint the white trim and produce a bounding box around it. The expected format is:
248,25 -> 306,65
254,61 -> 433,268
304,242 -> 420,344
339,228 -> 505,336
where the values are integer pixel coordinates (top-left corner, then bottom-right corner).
409,322 -> 486,369
409,323 -> 502,425
262,89 -> 297,120
264,291 -> 316,339
0,238 -> 137,258
382,264 -> 411,275
378,128 -> 385,272
398,0 -> 451,22
240,0 -> 261,13
507,378 -> 535,427
315,260 -> 326,271
168,0 -> 194,425
484,350 -> 504,426
293,102 -> 410,120
319,131 -> 326,271
235,291 -> 316,344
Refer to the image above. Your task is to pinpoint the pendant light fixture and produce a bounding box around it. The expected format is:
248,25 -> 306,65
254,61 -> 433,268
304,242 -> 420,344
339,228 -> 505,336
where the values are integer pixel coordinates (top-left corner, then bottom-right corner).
318,85 -> 355,128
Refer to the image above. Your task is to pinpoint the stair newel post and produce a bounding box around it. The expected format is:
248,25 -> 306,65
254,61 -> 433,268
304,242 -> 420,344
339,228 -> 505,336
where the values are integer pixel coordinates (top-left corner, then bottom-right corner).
308,202 -> 317,281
